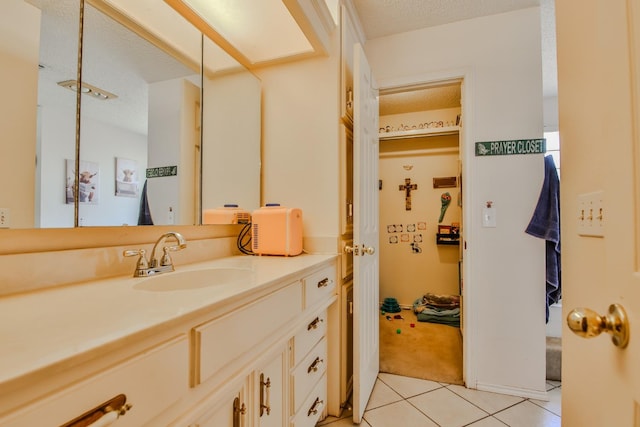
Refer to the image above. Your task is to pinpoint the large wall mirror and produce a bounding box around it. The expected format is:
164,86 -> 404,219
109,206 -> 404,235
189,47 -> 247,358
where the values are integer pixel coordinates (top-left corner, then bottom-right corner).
1,0 -> 261,229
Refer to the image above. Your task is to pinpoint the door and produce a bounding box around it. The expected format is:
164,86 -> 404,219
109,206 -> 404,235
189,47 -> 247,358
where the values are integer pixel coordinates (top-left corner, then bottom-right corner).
256,351 -> 284,427
557,0 -> 640,425
189,379 -> 249,427
352,42 -> 380,423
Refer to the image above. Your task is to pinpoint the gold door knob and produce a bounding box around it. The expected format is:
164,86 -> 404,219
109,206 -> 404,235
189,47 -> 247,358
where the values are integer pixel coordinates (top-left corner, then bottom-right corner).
363,246 -> 375,255
567,303 -> 629,348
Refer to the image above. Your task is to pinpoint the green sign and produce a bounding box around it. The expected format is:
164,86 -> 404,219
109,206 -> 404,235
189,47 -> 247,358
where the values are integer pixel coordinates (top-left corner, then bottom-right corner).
475,139 -> 546,156
146,166 -> 178,178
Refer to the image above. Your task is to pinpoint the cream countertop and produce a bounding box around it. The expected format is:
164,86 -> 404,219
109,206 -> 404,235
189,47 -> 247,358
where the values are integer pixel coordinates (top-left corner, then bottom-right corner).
0,253 -> 336,392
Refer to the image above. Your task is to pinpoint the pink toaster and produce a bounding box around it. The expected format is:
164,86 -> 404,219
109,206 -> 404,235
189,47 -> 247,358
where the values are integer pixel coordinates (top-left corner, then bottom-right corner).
251,205 -> 303,256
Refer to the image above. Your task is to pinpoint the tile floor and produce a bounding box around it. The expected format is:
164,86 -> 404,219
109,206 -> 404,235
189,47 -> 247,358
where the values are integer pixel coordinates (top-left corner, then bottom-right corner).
318,373 -> 561,427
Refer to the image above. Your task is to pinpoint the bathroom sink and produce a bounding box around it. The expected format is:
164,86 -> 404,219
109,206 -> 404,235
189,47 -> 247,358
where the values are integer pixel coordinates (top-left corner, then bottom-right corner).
133,268 -> 254,291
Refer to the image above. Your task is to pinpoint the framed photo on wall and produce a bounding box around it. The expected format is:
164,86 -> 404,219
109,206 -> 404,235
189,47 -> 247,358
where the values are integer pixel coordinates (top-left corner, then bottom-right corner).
66,159 -> 100,204
115,157 -> 139,198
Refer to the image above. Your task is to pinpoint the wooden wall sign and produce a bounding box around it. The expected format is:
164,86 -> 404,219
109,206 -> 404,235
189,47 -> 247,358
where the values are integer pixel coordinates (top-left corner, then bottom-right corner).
433,176 -> 457,188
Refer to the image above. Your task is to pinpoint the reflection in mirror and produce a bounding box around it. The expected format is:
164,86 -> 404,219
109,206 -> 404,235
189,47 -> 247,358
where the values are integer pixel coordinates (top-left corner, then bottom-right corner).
201,36 -> 261,223
78,1 -> 201,226
2,0 -> 262,230
2,0 -> 80,228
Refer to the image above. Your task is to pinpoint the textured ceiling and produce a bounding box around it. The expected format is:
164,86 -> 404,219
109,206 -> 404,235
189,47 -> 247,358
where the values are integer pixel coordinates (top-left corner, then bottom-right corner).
351,0 -> 540,40
352,0 -> 558,115
29,0 -> 197,136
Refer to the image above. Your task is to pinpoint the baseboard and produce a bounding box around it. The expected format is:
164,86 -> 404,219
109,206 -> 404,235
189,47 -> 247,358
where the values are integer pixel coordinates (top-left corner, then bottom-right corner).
475,381 -> 549,401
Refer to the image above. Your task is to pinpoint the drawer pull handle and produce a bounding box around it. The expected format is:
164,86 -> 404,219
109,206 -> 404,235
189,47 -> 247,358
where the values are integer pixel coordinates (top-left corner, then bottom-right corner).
307,397 -> 324,417
317,278 -> 332,288
260,373 -> 272,416
61,394 -> 132,427
307,356 -> 324,373
233,397 -> 246,427
307,317 -> 324,331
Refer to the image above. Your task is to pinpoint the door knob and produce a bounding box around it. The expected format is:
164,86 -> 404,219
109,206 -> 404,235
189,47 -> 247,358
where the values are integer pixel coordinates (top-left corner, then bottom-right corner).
344,245 -> 357,255
363,246 -> 375,255
567,303 -> 629,348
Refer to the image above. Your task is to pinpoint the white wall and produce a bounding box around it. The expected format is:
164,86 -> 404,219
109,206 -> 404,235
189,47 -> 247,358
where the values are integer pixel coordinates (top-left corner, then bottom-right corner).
202,70 -> 261,214
255,32 -> 341,252
38,105 -> 147,228
365,8 -> 547,397
147,78 -> 199,226
0,0 -> 39,228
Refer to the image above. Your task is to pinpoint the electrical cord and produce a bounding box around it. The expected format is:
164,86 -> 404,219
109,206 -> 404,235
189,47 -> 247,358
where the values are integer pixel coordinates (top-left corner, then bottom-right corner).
237,222 -> 254,255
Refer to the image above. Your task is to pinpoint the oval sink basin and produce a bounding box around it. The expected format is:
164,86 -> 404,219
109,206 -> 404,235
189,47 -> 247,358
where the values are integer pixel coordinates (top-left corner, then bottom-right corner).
133,268 -> 254,291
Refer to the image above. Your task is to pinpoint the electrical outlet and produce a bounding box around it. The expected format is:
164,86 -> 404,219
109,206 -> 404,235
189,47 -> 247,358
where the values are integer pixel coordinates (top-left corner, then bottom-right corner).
0,208 -> 9,228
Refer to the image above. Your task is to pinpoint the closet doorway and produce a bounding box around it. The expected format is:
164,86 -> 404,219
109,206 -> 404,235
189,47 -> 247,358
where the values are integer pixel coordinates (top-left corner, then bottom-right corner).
377,80 -> 465,385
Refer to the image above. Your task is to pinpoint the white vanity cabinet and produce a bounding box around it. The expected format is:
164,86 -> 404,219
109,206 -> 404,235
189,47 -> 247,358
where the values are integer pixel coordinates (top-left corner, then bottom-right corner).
182,347 -> 286,427
0,336 -> 189,427
0,255 -> 337,427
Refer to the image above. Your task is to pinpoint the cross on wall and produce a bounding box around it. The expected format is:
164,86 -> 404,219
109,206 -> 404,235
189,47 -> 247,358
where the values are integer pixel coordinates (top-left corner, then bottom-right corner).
399,178 -> 418,210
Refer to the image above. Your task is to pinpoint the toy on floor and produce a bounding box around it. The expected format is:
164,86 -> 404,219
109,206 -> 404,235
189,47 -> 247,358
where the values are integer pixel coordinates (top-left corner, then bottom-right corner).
381,297 -> 401,313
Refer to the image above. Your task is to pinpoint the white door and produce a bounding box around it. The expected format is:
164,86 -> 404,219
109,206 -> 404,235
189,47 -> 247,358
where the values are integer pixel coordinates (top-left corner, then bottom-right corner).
557,0 -> 640,424
352,42 -> 380,424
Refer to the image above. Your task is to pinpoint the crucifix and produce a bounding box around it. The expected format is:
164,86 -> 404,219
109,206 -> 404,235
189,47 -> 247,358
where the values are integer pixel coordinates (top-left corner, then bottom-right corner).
399,178 -> 418,210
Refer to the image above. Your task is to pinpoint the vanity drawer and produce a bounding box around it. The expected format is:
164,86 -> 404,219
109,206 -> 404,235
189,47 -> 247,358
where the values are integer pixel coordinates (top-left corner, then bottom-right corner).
291,337 -> 327,414
291,376 -> 327,427
303,265 -> 336,308
292,311 -> 327,366
193,282 -> 302,386
0,336 -> 188,427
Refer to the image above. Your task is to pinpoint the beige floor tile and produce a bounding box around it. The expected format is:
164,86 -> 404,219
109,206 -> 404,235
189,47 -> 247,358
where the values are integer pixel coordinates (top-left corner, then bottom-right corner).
408,387 -> 489,427
364,400 -> 438,427
530,386 -> 561,416
365,379 -> 403,410
319,416 -> 369,426
547,380 -> 562,390
446,384 -> 524,414
467,416 -> 510,426
378,373 -> 443,398
494,400 -> 561,427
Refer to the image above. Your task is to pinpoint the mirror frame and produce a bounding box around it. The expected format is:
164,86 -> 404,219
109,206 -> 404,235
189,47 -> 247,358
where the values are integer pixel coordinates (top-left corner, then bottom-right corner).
0,224 -> 240,255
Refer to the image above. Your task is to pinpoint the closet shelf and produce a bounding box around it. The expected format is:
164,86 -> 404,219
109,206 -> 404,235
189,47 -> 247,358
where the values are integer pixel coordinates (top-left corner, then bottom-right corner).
379,126 -> 459,141
436,233 -> 460,245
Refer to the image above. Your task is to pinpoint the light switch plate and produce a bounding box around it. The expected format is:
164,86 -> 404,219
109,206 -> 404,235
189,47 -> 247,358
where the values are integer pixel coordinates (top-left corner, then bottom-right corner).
482,207 -> 496,227
0,208 -> 9,228
578,191 -> 604,237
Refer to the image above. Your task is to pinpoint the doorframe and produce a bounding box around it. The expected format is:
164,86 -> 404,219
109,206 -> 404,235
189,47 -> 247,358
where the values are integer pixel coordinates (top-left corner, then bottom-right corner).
377,67 -> 477,387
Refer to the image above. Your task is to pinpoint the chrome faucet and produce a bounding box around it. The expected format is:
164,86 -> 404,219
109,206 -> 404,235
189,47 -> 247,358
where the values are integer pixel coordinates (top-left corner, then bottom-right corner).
124,231 -> 187,277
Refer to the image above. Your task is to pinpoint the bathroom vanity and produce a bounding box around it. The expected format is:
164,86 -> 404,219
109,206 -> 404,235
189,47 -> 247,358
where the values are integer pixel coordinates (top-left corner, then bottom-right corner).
0,254 -> 337,427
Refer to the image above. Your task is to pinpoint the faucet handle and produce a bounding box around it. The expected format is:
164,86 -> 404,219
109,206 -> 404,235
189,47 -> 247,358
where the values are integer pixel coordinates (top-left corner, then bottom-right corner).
123,249 -> 149,270
159,245 -> 182,267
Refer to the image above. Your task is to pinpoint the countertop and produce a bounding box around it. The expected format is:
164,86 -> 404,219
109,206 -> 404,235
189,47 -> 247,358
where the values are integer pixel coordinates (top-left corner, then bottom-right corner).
0,253 -> 337,392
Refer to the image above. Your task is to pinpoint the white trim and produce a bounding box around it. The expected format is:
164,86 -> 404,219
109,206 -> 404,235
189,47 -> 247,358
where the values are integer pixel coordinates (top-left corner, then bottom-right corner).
476,381 -> 549,401
341,0 -> 366,45
376,66 -> 477,389
379,147 -> 459,158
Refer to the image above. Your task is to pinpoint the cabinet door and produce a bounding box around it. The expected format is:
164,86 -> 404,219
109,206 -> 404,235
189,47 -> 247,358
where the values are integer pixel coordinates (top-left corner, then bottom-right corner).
190,381 -> 249,427
256,351 -> 285,427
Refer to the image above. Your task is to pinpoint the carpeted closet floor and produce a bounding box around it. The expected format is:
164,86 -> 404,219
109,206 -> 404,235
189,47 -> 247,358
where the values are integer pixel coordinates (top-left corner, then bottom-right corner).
379,309 -> 463,385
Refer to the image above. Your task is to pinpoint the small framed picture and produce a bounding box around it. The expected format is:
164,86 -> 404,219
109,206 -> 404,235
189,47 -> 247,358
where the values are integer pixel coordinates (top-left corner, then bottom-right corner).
438,225 -> 452,234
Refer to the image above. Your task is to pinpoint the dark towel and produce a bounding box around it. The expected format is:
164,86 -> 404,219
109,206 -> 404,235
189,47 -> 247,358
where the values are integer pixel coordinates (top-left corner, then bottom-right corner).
137,179 -> 154,225
525,155 -> 561,322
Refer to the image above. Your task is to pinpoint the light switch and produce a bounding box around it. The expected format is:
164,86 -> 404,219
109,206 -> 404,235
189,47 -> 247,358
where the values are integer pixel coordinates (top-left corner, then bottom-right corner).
0,208 -> 9,228
578,191 -> 604,237
482,206 -> 496,227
